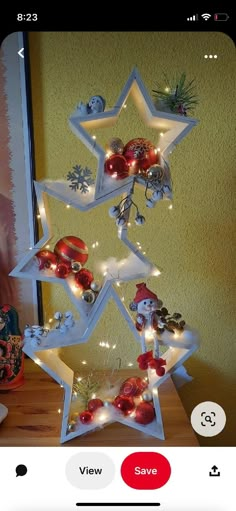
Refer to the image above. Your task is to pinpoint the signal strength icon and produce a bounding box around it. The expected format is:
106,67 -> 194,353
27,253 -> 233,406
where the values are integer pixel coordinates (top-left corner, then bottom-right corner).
201,13 -> 211,20
187,14 -> 198,21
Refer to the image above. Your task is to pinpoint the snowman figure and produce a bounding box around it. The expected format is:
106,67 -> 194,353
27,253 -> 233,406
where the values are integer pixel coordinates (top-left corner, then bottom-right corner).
77,95 -> 106,116
130,283 -> 166,377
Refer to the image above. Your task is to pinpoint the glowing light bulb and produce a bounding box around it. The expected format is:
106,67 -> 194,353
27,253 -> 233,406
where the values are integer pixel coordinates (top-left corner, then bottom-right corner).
46,244 -> 50,249
66,204 -> 70,209
165,87 -> 170,92
152,269 -> 161,277
37,214 -> 41,219
81,360 -> 87,365
128,362 -> 133,367
160,132 -> 164,137
123,104 -> 127,109
92,135 -> 96,140
168,204 -> 173,210
77,377 -> 82,382
58,408 -> 61,414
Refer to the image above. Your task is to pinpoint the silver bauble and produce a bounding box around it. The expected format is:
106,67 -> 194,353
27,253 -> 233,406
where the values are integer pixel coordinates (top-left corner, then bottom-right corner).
90,280 -> 101,292
142,389 -> 153,402
71,261 -> 82,273
108,137 -> 124,155
82,289 -> 96,304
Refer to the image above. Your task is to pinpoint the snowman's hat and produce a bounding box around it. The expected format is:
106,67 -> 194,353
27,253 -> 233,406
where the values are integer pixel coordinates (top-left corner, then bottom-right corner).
133,283 -> 158,303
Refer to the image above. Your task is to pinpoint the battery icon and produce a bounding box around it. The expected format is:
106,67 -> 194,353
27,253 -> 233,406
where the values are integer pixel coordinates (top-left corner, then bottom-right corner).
214,13 -> 229,21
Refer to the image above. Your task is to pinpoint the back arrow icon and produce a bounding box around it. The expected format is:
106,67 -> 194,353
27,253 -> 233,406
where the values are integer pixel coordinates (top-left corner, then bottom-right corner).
18,48 -> 24,59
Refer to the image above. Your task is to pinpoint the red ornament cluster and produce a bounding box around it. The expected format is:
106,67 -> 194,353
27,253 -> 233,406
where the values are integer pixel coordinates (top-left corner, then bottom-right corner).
137,351 -> 166,377
105,137 -> 160,180
35,236 -> 98,297
112,376 -> 155,425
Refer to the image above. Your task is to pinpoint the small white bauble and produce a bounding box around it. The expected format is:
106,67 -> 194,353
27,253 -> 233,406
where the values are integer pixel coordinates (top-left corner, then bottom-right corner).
152,190 -> 163,202
135,214 -> 146,226
116,216 -> 126,226
64,311 -> 73,319
71,261 -> 82,273
146,199 -> 155,208
54,311 -> 62,320
91,280 -> 101,292
108,206 -> 120,218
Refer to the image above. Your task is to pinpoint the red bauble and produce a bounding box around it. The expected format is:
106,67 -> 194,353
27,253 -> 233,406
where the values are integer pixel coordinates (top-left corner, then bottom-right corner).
79,410 -> 93,424
119,377 -> 148,397
55,262 -> 70,279
123,138 -> 159,174
35,250 -> 57,270
135,402 -> 155,425
74,268 -> 94,290
88,398 -> 104,412
104,154 -> 129,180
54,236 -> 88,266
113,395 -> 135,415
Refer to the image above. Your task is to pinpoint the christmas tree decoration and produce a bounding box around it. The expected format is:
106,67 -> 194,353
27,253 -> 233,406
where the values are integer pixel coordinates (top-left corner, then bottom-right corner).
12,67 -> 200,444
119,377 -> 148,397
0,305 -> 24,390
135,402 -> 155,424
123,138 -> 159,174
90,280 -> 101,292
152,73 -> 198,115
113,395 -> 135,415
107,137 -> 124,155
35,250 -> 57,270
74,268 -> 94,290
79,410 -> 93,424
67,165 -> 95,193
104,154 -> 129,180
71,261 -> 82,273
54,236 -> 89,266
55,262 -> 70,279
76,95 -> 106,116
88,398 -> 104,412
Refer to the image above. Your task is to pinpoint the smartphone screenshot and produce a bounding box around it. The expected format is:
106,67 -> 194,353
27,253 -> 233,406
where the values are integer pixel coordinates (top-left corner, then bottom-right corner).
0,8 -> 235,511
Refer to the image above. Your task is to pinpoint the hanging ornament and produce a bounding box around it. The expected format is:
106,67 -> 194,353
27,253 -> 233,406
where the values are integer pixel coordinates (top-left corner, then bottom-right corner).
141,389 -> 153,402
113,395 -> 135,415
90,281 -> 101,293
71,261 -> 82,273
81,290 -> 96,304
147,164 -> 164,181
88,398 -> 104,412
67,420 -> 76,432
119,377 -> 148,397
135,402 -> 155,424
104,154 -> 129,180
79,410 -> 93,424
107,137 -> 124,155
35,250 -> 57,270
55,262 -> 70,279
74,268 -> 94,290
123,138 -> 159,174
54,236 -> 88,266
108,206 -> 120,218
135,214 -> 146,226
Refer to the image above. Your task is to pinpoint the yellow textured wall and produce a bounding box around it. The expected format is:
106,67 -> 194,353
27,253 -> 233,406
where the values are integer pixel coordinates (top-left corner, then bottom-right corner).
29,32 -> 235,446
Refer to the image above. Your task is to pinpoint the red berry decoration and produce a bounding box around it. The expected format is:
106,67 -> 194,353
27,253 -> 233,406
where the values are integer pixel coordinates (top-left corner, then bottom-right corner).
54,236 -> 88,266
74,268 -> 94,290
55,262 -> 70,279
79,410 -> 93,424
113,395 -> 135,415
120,377 -> 148,397
135,402 -> 155,425
123,138 -> 159,174
88,398 -> 104,412
104,154 -> 129,180
35,250 -> 57,270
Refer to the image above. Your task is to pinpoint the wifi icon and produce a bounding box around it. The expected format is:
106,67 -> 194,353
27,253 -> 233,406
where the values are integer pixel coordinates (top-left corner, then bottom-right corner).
201,13 -> 211,20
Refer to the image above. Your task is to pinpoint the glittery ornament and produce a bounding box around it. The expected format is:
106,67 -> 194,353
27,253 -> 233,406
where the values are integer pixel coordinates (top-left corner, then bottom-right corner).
55,262 -> 70,279
119,377 -> 148,398
79,410 -> 93,424
107,137 -> 124,155
135,402 -> 155,424
113,395 -> 135,415
141,389 -> 153,402
123,138 -> 159,174
71,261 -> 82,273
35,250 -> 57,270
88,398 -> 104,412
74,268 -> 94,290
147,164 -> 164,180
54,236 -> 88,266
81,290 -> 96,304
104,154 -> 129,180
90,281 -> 101,292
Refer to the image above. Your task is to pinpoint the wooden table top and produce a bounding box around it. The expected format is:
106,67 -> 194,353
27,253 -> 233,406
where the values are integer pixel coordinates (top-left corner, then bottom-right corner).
0,359 -> 198,447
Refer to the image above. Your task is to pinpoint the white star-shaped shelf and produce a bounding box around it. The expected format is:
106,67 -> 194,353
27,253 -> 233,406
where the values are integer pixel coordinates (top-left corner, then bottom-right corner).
38,67 -> 198,210
23,285 -> 199,443
10,181 -> 159,327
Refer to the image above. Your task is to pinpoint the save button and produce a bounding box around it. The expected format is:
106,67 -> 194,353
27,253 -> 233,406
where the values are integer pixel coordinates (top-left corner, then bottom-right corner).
121,452 -> 171,489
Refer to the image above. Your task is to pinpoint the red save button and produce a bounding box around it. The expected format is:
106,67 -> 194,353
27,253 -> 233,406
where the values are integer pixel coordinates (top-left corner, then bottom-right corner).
121,452 -> 171,489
